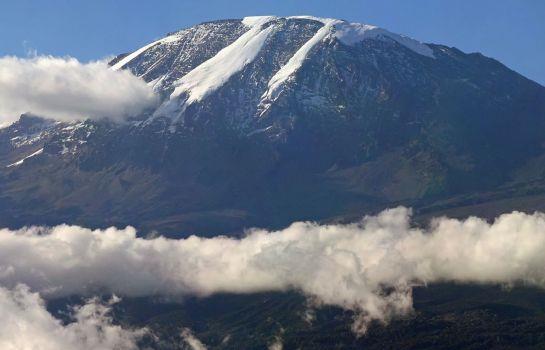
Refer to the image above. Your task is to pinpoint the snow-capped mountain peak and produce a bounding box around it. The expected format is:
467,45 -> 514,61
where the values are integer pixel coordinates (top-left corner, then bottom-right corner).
111,16 -> 436,128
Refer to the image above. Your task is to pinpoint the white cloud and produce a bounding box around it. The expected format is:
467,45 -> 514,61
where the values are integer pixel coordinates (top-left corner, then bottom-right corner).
0,284 -> 144,350
268,332 -> 284,350
268,339 -> 283,350
2,208 -> 545,334
0,56 -> 158,126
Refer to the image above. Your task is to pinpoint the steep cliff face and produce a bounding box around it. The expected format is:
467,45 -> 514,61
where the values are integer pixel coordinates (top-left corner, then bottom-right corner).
1,16 -> 544,236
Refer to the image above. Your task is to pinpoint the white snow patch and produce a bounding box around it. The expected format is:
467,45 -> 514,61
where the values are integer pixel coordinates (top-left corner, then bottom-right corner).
261,19 -> 341,103
242,15 -> 277,27
287,15 -> 336,24
284,17 -> 434,58
333,22 -> 435,58
111,33 -> 182,71
6,148 -> 43,168
247,125 -> 274,136
285,17 -> 434,58
168,17 -> 276,106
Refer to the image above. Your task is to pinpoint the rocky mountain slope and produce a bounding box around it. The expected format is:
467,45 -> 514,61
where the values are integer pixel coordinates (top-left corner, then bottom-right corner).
1,16 -> 544,236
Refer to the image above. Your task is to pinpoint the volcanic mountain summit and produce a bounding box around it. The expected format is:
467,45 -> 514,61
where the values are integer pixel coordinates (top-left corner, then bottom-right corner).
1,16 -> 545,235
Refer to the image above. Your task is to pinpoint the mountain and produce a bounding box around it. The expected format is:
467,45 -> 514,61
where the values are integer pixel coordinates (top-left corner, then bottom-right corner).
1,16 -> 545,237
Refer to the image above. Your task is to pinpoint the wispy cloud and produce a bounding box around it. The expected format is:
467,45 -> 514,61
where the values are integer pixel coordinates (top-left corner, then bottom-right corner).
0,284 -> 144,350
0,56 -> 158,126
2,208 -> 545,334
21,40 -> 38,58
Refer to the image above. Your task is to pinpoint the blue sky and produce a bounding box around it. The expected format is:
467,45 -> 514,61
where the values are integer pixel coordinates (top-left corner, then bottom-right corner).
1,0 -> 544,85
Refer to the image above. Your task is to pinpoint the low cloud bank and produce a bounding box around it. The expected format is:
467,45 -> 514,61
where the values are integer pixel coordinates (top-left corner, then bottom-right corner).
0,56 -> 158,126
0,284 -> 144,350
2,207 -> 545,333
